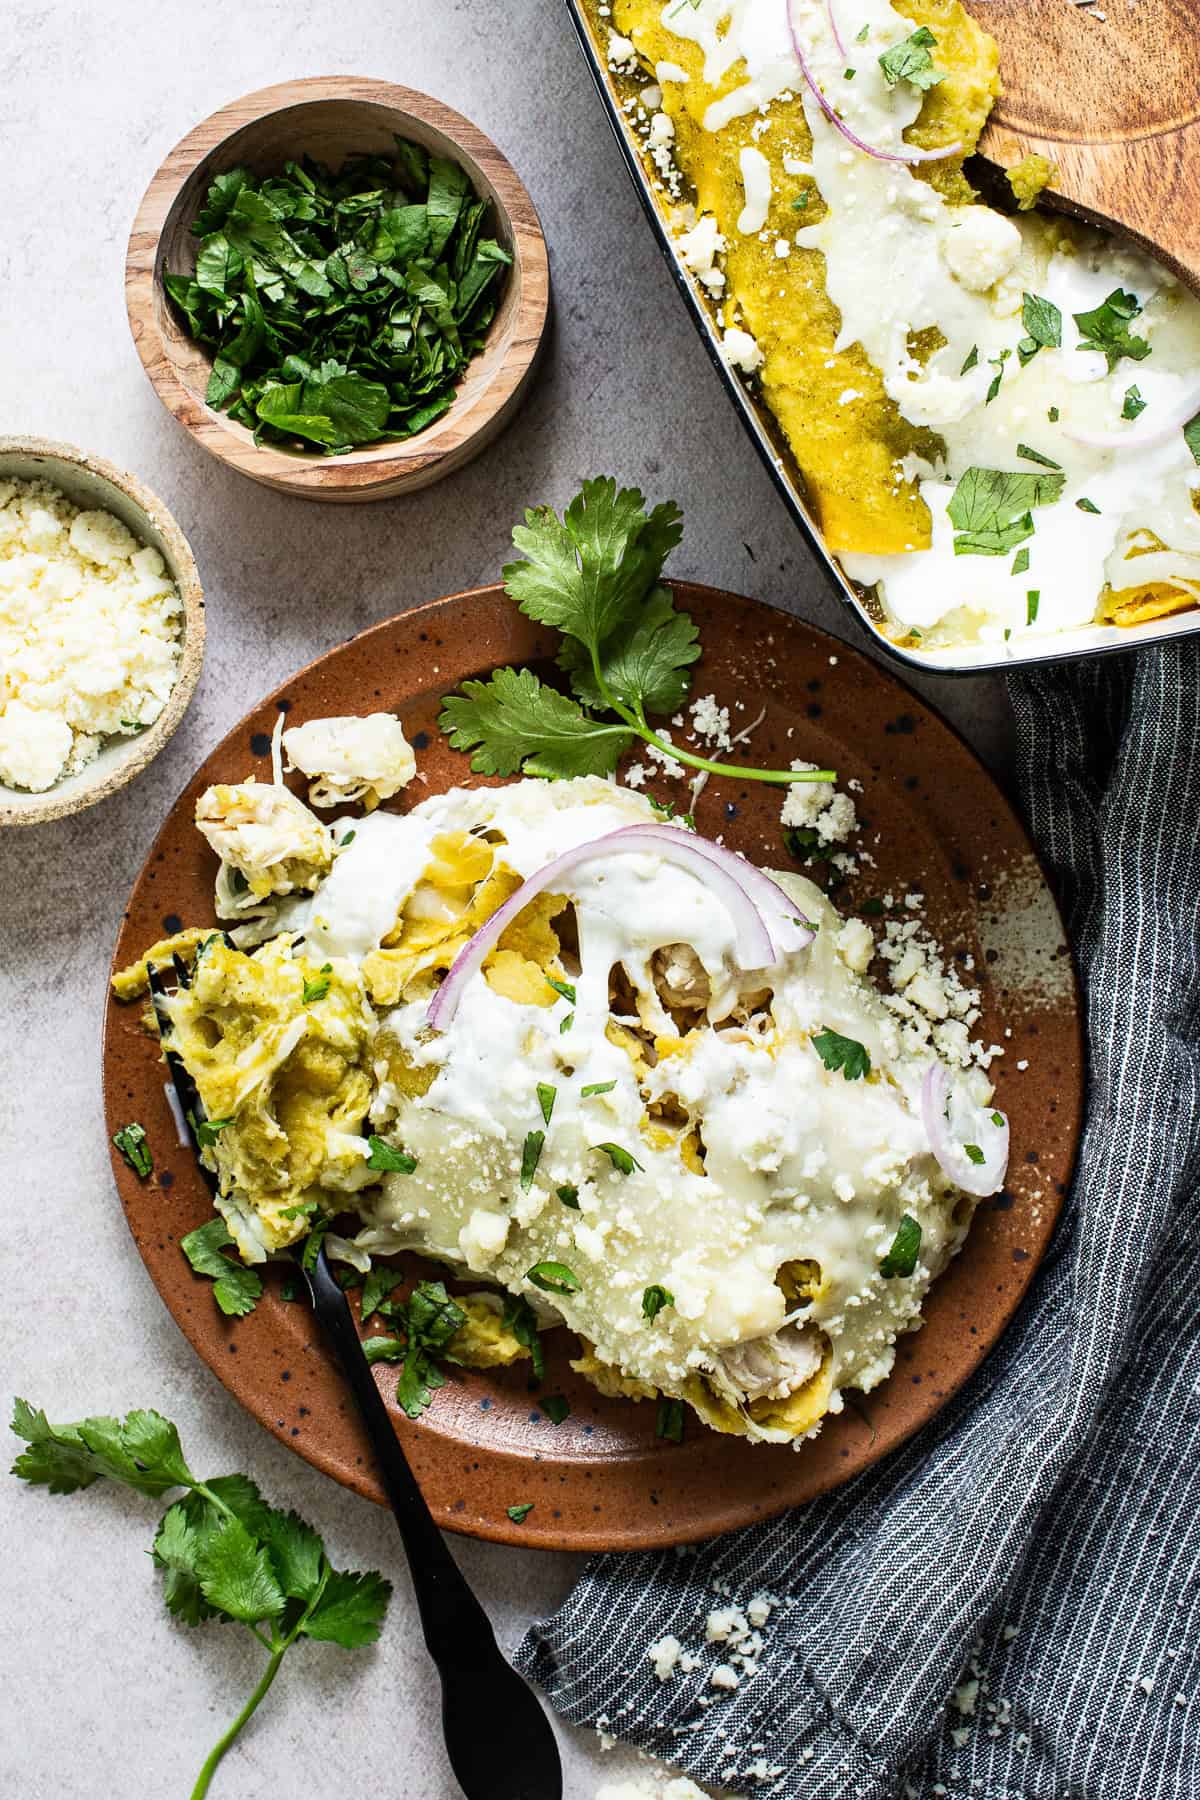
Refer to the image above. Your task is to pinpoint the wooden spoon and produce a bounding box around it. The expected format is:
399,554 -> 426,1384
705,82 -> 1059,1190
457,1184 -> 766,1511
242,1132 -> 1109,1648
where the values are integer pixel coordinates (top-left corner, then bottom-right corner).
965,0 -> 1200,293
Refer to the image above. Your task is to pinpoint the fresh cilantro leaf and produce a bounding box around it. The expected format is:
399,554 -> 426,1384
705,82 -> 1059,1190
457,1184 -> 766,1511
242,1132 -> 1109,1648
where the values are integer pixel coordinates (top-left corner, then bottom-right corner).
501,1294 -> 545,1380
656,1397 -> 685,1442
963,1143 -> 986,1165
300,1568 -> 393,1648
536,1083 -> 557,1124
593,1142 -> 643,1175
1011,547 -> 1030,576
985,348 -> 1010,405
359,1266 -> 400,1322
253,1507 -> 325,1601
395,1347 -> 447,1419
180,1218 -> 264,1318
507,1501 -> 534,1523
1017,444 -> 1061,471
153,1501 -> 218,1626
301,975 -> 331,1003
545,976 -> 576,1003
367,1135 -> 417,1174
878,25 -> 944,90
406,1281 -> 466,1353
195,1115 -> 233,1147
642,1285 -> 675,1322
559,585 -> 701,718
280,1199 -> 320,1220
947,467 -> 1065,558
439,665 -> 636,780
1122,384 -> 1146,421
1076,497 -> 1101,515
1184,412 -> 1200,466
113,1122 -> 153,1179
1022,292 -> 1062,352
10,1400 -> 192,1496
1073,288 -> 1150,371
541,1395 -> 571,1424
361,1335 -> 407,1365
527,1261 -> 581,1295
197,1516 -> 286,1624
580,1080 -> 617,1098
783,824 -> 834,865
556,1184 -> 580,1209
960,344 -> 979,375
812,1028 -> 871,1081
521,1130 -> 545,1190
1026,590 -> 1040,625
880,1214 -> 922,1278
991,1111 -> 1006,1127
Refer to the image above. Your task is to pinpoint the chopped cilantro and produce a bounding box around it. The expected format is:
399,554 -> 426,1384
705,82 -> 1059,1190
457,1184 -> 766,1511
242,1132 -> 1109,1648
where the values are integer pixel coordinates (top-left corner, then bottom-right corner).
985,348 -> 1011,405
656,1396 -> 685,1442
580,1080 -> 617,1097
1026,590 -> 1040,625
1184,412 -> 1200,466
812,1028 -> 871,1082
556,1184 -> 580,1209
878,25 -> 944,90
1073,288 -> 1150,371
366,1136 -> 417,1174
1048,405 -> 1060,422
855,22 -> 870,40
964,1143 -> 985,1165
947,466 -> 1065,557
593,1141 -> 643,1175
501,1294 -> 545,1380
521,1130 -> 545,1190
1076,497 -> 1101,515
991,1111 -> 1006,1127
195,1115 -> 233,1148
339,829 -> 356,848
1011,547 -> 1030,576
526,1260 -> 581,1296
1122,385 -> 1146,421
642,1285 -> 675,1322
1022,292 -> 1062,353
507,1502 -> 535,1523
301,974 -> 330,1004
960,344 -> 979,376
880,1214 -> 922,1278
113,1122 -> 153,1180
545,975 -> 576,1004
560,1011 -> 575,1034
180,1217 -> 264,1317
1016,444 -> 1061,470
536,1083 -> 557,1125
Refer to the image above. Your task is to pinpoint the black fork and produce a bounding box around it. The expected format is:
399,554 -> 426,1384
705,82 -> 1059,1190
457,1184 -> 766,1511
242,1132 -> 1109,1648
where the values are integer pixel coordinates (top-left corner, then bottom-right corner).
149,964 -> 563,1800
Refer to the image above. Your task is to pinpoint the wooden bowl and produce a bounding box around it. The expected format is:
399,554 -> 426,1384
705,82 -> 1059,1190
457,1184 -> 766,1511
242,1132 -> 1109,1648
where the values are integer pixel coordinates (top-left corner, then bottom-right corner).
0,437 -> 205,829
125,77 -> 551,503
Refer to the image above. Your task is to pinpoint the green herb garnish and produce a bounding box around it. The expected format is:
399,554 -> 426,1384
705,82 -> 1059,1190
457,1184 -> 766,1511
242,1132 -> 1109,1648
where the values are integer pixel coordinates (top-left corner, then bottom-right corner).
656,1396 -> 685,1442
195,1116 -> 234,1148
878,25 -> 944,90
301,974 -> 331,1004
439,480 -> 835,787
501,1295 -> 545,1380
560,1012 -> 575,1034
879,1214 -> 922,1278
541,1395 -> 571,1424
1122,385 -> 1146,421
180,1217 -> 265,1318
812,1028 -> 871,1082
991,1111 -> 1005,1127
1073,288 -> 1150,371
1011,547 -> 1030,576
1184,412 -> 1200,466
1021,292 -> 1062,356
521,1130 -> 545,1190
359,1267 -> 400,1322
642,1285 -> 675,1322
580,1080 -> 617,1098
113,1122 -> 153,1180
526,1261 -> 581,1296
964,1143 -> 985,1165
1048,405 -> 1060,422
985,348 -> 1010,405
11,1399 -> 390,1796
594,1142 -> 644,1175
1026,590 -> 1040,625
556,1184 -> 580,1209
163,145 -> 512,453
366,1136 -> 417,1174
536,1083 -> 557,1125
545,976 -> 576,1004
960,344 -> 979,375
1016,444 -> 1061,471
361,1280 -> 467,1417
947,466 -> 1065,557
507,1502 -> 535,1523
1076,497 -> 1101,515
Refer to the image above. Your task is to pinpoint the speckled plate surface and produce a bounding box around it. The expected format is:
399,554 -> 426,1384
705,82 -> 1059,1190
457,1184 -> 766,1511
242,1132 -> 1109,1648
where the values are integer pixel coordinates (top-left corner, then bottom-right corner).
103,584 -> 1083,1551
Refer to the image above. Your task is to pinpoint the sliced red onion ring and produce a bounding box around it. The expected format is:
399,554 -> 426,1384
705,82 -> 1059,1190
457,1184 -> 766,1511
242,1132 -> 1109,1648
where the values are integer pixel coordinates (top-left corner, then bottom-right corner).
628,823 -> 816,957
787,0 -> 961,165
426,823 -> 794,1032
826,0 -> 847,60
1063,389 -> 1200,453
920,1062 -> 1009,1198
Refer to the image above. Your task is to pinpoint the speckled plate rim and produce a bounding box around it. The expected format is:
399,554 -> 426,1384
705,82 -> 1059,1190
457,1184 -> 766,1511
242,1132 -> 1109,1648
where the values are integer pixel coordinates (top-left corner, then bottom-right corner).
103,583 -> 1083,1551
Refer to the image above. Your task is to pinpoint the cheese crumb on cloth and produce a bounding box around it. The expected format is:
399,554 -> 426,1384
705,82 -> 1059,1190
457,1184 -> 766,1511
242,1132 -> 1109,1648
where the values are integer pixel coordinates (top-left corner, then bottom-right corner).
515,641 -> 1200,1798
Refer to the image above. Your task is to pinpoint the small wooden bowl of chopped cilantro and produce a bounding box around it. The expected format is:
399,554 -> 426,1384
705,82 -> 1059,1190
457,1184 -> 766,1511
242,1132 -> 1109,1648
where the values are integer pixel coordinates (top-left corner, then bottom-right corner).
126,77 -> 550,501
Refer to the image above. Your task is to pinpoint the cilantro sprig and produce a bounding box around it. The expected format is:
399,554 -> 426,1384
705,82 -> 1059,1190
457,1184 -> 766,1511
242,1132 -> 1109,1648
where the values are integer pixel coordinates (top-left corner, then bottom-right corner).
878,25 -> 944,90
10,1400 -> 390,1799
1073,288 -> 1150,371
439,480 -> 835,787
359,1279 -> 467,1418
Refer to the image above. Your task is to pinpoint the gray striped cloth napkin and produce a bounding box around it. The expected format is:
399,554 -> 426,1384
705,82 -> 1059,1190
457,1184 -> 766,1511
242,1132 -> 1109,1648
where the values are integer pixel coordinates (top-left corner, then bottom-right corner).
516,642 -> 1200,1799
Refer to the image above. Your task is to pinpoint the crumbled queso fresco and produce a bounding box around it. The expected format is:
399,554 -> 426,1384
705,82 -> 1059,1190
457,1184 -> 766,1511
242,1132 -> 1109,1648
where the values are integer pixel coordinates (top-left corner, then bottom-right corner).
0,478 -> 182,791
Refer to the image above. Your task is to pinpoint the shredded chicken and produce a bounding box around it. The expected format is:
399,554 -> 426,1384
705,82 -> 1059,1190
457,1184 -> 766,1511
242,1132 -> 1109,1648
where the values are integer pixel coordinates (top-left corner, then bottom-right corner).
720,1324 -> 823,1404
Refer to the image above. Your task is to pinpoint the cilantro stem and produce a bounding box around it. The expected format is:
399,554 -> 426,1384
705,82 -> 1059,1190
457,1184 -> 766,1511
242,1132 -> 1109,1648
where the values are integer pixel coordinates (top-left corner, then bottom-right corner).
188,1643 -> 287,1800
622,687 -> 835,786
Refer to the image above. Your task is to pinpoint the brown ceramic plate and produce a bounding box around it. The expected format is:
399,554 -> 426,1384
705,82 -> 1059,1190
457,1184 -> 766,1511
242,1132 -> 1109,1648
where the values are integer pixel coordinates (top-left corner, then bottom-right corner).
103,584 -> 1082,1551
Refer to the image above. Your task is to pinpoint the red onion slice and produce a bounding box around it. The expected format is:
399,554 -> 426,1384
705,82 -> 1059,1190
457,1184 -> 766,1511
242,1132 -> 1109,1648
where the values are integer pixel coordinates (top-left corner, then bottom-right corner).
787,0 -> 961,165
921,1062 -> 1009,1198
630,823 -> 816,957
826,0 -> 847,60
1063,389 -> 1200,454
426,823 -> 790,1032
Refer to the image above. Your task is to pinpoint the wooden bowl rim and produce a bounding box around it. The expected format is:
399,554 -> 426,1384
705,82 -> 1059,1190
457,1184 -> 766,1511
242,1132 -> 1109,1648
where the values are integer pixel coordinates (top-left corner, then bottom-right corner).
124,76 -> 549,497
0,435 -> 205,829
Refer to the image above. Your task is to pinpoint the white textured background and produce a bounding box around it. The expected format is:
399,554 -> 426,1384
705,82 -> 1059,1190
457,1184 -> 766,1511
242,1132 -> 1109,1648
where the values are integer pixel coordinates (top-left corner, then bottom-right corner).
0,3 -> 1013,1796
